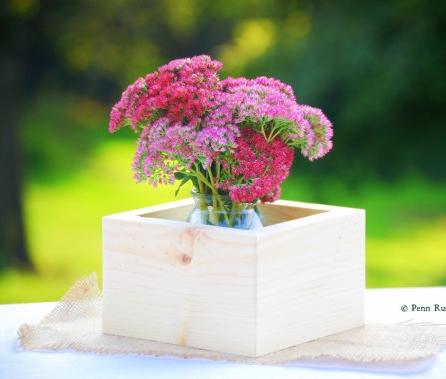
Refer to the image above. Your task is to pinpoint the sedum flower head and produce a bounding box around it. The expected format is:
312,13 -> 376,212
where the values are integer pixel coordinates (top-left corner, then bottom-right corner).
109,55 -> 333,203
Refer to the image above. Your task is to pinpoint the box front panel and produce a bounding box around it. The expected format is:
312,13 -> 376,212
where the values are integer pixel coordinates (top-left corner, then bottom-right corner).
102,216 -> 258,356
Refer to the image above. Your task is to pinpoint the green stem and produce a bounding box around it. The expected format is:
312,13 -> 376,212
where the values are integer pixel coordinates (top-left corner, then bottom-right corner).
191,164 -> 232,226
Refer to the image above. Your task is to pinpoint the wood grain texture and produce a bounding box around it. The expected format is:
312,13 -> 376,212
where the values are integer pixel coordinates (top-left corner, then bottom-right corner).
102,199 -> 365,357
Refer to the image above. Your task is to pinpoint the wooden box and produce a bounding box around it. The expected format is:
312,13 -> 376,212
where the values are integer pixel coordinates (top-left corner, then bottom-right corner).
102,199 -> 365,357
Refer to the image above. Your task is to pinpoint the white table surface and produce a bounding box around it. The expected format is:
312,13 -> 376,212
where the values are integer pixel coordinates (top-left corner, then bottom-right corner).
1,287 -> 446,379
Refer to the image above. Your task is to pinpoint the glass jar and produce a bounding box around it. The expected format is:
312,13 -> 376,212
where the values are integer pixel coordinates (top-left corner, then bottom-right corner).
187,189 -> 263,230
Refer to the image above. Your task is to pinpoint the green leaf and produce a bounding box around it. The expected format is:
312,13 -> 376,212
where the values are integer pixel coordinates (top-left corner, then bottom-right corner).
174,171 -> 187,180
174,172 -> 192,197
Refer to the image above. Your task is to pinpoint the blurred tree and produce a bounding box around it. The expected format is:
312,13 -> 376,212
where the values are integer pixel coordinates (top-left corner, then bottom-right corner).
0,2 -> 36,269
0,110 -> 29,269
39,0 -> 280,90
244,0 -> 446,184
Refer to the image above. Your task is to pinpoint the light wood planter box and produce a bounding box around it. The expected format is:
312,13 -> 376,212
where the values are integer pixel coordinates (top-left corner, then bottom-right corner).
102,199 -> 365,357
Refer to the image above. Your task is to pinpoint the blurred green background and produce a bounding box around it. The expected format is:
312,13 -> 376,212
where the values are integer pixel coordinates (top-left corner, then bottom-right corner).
1,0 -> 445,303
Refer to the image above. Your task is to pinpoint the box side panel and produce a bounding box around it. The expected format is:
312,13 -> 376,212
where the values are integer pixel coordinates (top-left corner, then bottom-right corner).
102,216 -> 258,356
256,209 -> 365,355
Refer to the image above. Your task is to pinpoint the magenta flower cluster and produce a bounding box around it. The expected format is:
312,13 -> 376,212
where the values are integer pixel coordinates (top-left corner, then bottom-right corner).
109,55 -> 333,203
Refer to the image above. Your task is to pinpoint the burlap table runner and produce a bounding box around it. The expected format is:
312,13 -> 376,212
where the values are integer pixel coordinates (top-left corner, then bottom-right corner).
18,273 -> 446,370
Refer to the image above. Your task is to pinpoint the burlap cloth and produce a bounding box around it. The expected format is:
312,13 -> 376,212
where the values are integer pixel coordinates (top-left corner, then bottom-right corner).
18,273 -> 446,370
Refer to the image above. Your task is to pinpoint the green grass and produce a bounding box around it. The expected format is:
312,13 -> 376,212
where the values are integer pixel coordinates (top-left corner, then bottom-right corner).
0,140 -> 445,303
367,219 -> 446,287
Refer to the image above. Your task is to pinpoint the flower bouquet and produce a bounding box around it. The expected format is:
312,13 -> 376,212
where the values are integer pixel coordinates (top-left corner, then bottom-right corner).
109,55 -> 333,229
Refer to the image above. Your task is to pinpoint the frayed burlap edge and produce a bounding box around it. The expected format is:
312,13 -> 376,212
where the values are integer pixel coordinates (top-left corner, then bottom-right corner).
18,273 -> 446,369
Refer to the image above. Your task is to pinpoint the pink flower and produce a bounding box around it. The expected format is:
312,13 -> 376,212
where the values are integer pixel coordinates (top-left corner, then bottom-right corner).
109,55 -> 333,204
